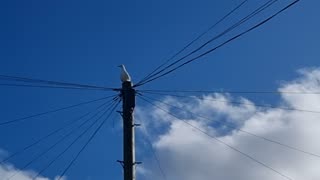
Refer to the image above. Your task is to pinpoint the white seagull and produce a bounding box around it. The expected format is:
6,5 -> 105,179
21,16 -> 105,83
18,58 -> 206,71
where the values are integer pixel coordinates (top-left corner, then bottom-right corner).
118,64 -> 131,82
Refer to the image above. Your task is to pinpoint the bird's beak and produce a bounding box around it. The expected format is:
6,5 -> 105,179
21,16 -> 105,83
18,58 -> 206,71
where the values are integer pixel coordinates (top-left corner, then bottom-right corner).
117,65 -> 122,67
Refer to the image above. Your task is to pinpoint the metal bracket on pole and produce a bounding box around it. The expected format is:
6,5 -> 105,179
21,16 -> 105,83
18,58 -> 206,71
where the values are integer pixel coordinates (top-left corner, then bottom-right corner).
117,110 -> 124,117
133,124 -> 141,127
117,160 -> 125,169
117,160 -> 142,169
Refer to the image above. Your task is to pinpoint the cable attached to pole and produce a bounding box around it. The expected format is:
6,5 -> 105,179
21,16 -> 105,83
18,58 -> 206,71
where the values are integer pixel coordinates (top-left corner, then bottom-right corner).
135,0 -> 300,87
0,95 -> 116,126
140,94 -> 320,159
139,95 -> 293,180
56,99 -> 121,180
136,0 -> 249,86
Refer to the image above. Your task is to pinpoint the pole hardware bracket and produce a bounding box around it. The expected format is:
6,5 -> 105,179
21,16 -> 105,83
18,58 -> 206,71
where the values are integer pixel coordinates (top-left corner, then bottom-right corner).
117,160 -> 125,169
134,161 -> 142,165
133,123 -> 141,127
116,110 -> 123,116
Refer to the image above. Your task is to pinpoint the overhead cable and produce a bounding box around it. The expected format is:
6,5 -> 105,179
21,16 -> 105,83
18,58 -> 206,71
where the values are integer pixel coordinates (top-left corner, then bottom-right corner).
135,0 -> 300,87
135,0 -> 278,86
0,99 -> 113,165
7,99 -> 117,180
140,91 -> 320,114
140,125 -> 168,180
136,0 -> 249,86
141,94 -> 320,159
0,95 -> 117,126
56,100 -> 121,180
139,89 -> 320,95
139,96 -> 293,180
0,74 -> 117,91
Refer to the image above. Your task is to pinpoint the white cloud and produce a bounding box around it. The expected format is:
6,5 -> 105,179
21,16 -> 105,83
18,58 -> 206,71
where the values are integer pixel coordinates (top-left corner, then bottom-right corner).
137,68 -> 320,180
0,148 -> 66,180
0,163 -> 66,180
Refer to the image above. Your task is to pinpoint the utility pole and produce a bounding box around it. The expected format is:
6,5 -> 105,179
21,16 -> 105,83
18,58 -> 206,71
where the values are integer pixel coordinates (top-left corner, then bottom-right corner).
120,81 -> 137,180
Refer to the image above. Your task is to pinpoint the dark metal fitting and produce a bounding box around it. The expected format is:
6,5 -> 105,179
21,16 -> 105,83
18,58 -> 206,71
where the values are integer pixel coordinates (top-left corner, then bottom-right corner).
116,111 -> 123,116
117,160 -> 125,168
133,124 -> 141,127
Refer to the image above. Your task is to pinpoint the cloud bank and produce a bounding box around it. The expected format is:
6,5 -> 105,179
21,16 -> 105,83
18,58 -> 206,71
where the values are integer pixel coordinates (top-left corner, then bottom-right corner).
0,162 -> 65,180
136,68 -> 320,180
0,150 -> 65,180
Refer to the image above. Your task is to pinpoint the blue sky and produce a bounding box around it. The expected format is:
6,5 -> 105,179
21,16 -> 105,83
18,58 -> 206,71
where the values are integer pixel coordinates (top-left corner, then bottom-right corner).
0,0 -> 320,180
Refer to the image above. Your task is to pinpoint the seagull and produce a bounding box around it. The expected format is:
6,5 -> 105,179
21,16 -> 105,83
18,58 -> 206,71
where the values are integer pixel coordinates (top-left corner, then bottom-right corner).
118,64 -> 131,82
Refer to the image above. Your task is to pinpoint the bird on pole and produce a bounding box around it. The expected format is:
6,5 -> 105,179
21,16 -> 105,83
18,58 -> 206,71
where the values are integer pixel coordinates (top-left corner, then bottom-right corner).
118,64 -> 132,83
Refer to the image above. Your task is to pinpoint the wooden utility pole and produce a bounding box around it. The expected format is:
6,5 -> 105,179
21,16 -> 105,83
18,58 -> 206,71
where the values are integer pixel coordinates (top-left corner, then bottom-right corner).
121,81 -> 136,180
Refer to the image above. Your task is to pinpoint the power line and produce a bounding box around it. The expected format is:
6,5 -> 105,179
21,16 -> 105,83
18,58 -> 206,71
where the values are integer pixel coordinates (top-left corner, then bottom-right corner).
6,100 -> 117,180
56,100 -> 121,180
140,125 -> 168,180
0,95 -> 117,126
0,98 -> 114,165
135,0 -> 300,87
140,88 -> 320,114
0,74 -> 117,91
136,0 -> 248,86
139,89 -> 320,95
32,99 -> 120,180
135,0 -> 278,87
139,96 -> 293,180
0,83 -> 116,91
141,94 -> 320,159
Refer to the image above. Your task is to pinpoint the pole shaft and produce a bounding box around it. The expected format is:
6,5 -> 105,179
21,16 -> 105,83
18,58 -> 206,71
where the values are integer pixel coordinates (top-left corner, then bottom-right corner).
122,81 -> 136,180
